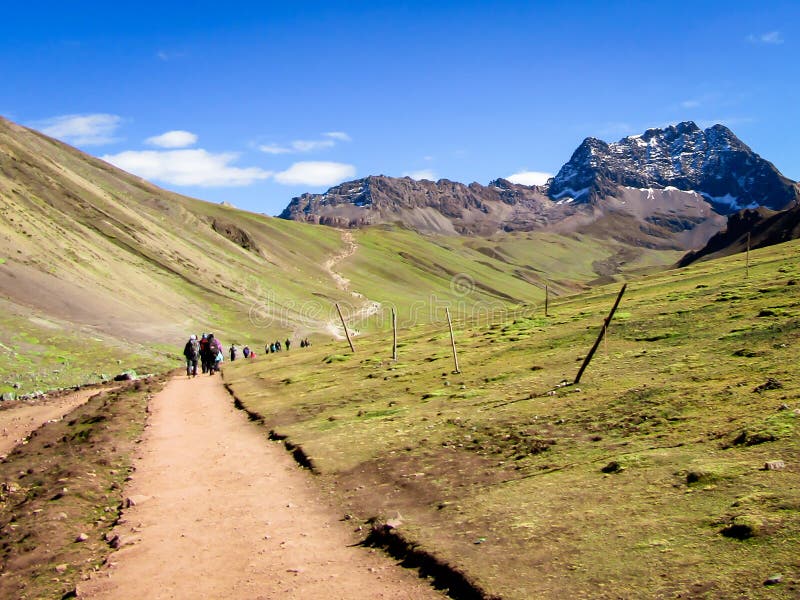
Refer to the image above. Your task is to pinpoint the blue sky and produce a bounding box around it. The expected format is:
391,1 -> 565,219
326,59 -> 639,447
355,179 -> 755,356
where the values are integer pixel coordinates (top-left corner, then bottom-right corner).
2,1 -> 798,215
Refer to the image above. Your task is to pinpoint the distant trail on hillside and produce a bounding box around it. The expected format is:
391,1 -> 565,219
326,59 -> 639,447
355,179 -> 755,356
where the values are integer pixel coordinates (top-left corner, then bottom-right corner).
79,374 -> 442,600
323,230 -> 358,292
322,230 -> 381,338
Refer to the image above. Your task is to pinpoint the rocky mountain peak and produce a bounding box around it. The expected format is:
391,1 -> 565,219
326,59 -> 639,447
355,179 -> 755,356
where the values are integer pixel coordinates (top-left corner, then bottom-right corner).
548,122 -> 797,212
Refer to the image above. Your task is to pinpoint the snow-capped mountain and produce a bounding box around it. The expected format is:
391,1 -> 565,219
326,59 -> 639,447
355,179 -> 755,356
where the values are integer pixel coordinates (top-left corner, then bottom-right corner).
280,122 -> 799,250
549,121 -> 798,212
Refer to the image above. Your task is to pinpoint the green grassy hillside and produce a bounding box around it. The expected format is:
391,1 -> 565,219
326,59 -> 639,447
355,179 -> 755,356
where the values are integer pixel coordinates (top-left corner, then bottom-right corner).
0,117 -> 681,395
225,238 -> 800,599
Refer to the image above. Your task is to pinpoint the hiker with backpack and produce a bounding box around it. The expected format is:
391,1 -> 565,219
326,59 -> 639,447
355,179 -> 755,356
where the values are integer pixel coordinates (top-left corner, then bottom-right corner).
207,333 -> 223,374
199,333 -> 211,374
183,334 -> 200,377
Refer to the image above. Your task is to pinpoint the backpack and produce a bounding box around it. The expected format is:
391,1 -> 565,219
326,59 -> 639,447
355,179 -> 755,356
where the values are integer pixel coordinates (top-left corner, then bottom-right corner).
184,340 -> 198,360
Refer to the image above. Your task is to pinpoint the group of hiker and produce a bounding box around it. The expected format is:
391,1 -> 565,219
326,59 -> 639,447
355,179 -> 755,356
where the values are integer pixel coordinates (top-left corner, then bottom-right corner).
182,333 -> 312,377
182,333 -> 228,377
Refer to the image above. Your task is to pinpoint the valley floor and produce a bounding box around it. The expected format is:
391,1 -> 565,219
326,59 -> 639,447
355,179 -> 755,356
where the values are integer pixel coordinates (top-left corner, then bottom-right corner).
77,374 -> 443,599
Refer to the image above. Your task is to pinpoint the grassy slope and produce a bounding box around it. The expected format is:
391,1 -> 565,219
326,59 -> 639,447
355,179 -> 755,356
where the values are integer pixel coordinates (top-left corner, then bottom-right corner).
226,239 -> 800,599
0,118 -> 682,395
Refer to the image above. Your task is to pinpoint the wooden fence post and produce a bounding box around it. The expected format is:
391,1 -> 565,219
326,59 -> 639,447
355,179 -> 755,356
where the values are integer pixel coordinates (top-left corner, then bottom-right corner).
746,232 -> 751,279
545,284 -> 549,317
392,307 -> 398,361
335,303 -> 356,353
574,283 -> 627,385
445,307 -> 460,374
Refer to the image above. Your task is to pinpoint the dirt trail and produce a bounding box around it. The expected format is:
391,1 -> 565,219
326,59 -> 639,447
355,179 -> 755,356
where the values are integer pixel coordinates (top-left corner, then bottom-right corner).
79,374 -> 443,600
0,388 -> 102,456
323,229 -> 359,293
322,230 -> 382,339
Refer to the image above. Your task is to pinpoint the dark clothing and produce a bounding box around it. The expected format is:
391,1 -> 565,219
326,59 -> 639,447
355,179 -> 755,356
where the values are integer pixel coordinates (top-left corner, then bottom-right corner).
199,337 -> 211,373
183,339 -> 200,377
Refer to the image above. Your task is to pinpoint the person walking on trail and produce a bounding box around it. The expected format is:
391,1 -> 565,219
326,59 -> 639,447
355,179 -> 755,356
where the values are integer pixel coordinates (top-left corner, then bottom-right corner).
199,334 -> 210,374
243,346 -> 251,359
285,338 -> 291,351
183,335 -> 200,377
207,334 -> 223,374
230,344 -> 237,362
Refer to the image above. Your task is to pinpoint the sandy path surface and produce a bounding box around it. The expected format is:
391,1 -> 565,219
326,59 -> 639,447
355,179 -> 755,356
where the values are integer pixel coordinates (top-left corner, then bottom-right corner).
79,374 -> 443,600
0,388 -> 101,456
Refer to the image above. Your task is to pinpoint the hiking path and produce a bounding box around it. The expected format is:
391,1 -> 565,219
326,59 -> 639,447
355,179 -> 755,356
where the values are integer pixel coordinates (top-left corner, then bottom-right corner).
79,373 -> 443,599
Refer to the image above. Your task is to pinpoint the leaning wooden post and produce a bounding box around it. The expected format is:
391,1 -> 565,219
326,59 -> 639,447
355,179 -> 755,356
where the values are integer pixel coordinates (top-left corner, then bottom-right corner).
335,303 -> 356,353
574,283 -> 627,385
445,307 -> 461,374
545,284 -> 549,317
391,307 -> 398,361
746,232 -> 751,279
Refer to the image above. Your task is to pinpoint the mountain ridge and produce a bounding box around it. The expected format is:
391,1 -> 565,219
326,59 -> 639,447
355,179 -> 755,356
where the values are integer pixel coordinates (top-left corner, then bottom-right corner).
280,122 -> 799,249
550,121 -> 798,211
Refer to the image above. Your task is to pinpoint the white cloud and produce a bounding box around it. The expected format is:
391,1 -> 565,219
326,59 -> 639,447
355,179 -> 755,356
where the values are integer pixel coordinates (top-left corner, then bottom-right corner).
291,139 -> 336,152
258,144 -> 293,155
274,161 -> 356,186
403,169 -> 438,181
506,171 -> 552,186
324,131 -> 351,142
145,130 -> 198,148
33,113 -> 122,146
747,31 -> 784,44
258,131 -> 350,154
259,139 -> 335,154
101,149 -> 272,187
680,99 -> 701,109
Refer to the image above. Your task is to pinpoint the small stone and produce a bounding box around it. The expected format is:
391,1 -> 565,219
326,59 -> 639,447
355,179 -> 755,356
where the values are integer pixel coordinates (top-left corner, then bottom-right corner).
55,564 -> 68,573
764,573 -> 783,586
75,533 -> 89,542
753,378 -> 782,393
601,461 -> 623,474
1,392 -> 14,402
764,460 -> 785,471
385,518 -> 403,530
126,495 -> 150,508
